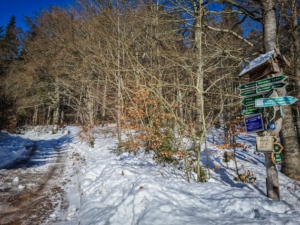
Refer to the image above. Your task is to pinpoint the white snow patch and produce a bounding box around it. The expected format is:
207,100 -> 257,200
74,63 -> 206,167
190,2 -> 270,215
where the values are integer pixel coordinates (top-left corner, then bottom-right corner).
1,126 -> 300,224
240,50 -> 275,76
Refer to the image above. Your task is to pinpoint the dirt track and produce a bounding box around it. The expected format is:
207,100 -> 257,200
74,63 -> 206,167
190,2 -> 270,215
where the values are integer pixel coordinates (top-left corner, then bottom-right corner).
0,142 -> 69,225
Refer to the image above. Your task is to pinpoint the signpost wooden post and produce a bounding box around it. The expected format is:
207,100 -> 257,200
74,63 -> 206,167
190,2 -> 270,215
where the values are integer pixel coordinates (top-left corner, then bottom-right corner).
255,135 -> 280,201
265,152 -> 280,201
239,51 -> 291,202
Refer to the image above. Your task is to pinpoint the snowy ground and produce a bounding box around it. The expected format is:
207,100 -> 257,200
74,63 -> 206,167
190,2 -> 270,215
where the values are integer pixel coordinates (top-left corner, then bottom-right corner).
1,126 -> 300,224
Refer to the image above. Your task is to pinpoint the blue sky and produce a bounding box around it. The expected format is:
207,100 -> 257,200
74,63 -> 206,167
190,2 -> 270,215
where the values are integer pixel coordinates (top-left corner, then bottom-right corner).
0,0 -> 74,30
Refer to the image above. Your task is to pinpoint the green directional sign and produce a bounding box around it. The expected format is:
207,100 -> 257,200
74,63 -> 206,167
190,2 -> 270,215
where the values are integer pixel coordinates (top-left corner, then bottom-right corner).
256,82 -> 288,93
242,107 -> 264,116
238,75 -> 288,91
271,136 -> 284,164
238,81 -> 257,90
272,153 -> 283,164
274,143 -> 284,153
239,89 -> 257,97
255,96 -> 298,107
257,75 -> 287,86
241,94 -> 264,106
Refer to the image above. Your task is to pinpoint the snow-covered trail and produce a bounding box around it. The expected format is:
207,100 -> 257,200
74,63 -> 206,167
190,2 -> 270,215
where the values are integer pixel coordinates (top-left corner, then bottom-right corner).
1,126 -> 300,225
0,128 -> 74,225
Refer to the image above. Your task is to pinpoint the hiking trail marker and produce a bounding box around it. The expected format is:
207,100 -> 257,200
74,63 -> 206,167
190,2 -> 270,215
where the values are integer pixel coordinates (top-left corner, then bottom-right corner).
238,75 -> 287,90
255,96 -> 298,108
241,94 -> 264,106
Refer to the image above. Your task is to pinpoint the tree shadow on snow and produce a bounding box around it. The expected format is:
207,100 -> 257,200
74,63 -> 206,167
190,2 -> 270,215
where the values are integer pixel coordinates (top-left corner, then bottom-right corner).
211,167 -> 266,196
0,134 -> 73,170
234,151 -> 266,167
200,147 -> 266,197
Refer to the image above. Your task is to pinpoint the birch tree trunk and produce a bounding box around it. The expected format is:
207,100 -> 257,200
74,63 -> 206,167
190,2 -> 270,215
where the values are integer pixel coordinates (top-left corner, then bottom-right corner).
117,16 -> 122,143
52,77 -> 60,125
262,1 -> 277,53
33,106 -> 38,126
101,75 -> 107,120
47,105 -> 51,125
86,88 -> 95,127
194,0 -> 206,182
194,0 -> 204,131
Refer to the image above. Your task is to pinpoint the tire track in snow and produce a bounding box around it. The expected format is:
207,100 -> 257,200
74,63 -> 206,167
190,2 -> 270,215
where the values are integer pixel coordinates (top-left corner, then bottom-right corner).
0,139 -> 70,225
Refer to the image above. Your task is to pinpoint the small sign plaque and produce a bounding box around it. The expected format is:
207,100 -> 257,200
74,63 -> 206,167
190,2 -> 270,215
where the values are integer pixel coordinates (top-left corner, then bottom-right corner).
274,143 -> 284,153
244,113 -> 264,133
272,153 -> 283,164
256,136 -> 274,152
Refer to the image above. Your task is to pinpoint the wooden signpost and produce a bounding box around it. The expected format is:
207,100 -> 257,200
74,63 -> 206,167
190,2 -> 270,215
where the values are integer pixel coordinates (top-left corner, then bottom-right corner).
238,50 -> 292,201
239,73 -> 293,202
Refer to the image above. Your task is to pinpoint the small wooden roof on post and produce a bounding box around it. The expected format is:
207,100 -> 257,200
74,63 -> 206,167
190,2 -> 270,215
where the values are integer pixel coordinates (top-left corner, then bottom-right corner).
239,48 -> 290,82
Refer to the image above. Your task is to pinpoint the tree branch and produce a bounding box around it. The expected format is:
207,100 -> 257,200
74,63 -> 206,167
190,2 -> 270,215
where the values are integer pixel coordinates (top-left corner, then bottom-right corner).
203,23 -> 254,47
217,0 -> 262,22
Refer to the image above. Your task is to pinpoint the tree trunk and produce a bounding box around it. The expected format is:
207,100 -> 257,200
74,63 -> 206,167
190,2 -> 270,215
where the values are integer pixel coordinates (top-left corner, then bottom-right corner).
117,16 -> 122,143
60,108 -> 64,125
279,102 -> 300,179
101,75 -> 107,120
53,79 -> 60,125
261,1 -> 277,52
86,86 -> 95,127
47,105 -> 51,125
259,0 -> 282,200
193,0 -> 206,182
194,0 -> 204,132
33,106 -> 38,126
261,0 -> 300,180
291,0 -> 300,141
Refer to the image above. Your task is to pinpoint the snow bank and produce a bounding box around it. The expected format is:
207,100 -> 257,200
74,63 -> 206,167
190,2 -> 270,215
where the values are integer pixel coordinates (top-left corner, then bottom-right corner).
68,127 -> 300,225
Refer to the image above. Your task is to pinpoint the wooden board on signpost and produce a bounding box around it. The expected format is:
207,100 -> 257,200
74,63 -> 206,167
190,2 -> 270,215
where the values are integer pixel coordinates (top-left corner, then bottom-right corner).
256,136 -> 274,152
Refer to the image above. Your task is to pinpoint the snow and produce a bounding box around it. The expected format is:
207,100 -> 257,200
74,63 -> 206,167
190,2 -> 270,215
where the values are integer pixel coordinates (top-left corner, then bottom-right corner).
240,50 -> 275,77
1,126 -> 300,224
0,131 -> 33,168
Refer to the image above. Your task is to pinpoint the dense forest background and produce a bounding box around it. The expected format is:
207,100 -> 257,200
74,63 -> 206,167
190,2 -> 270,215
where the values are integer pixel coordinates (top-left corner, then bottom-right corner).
1,0 -> 300,181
